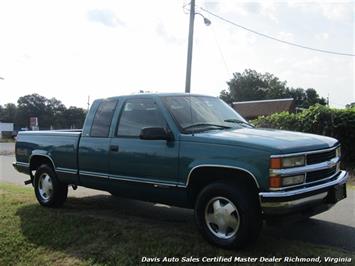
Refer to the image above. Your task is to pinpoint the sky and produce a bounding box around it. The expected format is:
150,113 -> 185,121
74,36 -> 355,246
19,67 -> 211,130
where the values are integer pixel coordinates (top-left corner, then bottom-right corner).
0,0 -> 354,109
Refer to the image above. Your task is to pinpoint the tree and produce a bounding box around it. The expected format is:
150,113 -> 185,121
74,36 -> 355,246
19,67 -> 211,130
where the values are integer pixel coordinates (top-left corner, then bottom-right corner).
63,107 -> 86,129
0,103 -> 17,123
47,97 -> 66,129
15,93 -> 87,129
220,69 -> 326,108
287,87 -> 305,108
304,88 -> 327,107
1,93 -> 87,129
221,69 -> 270,103
16,94 -> 48,128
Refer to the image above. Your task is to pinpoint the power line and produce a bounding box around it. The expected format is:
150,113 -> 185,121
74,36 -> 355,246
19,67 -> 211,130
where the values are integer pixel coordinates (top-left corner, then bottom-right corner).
200,7 -> 355,57
211,25 -> 231,76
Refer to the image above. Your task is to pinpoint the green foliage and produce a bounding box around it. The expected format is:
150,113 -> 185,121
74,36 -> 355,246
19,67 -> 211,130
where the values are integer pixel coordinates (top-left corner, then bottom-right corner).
64,106 -> 87,129
0,93 -> 86,129
252,105 -> 355,162
0,103 -> 17,123
221,69 -> 326,108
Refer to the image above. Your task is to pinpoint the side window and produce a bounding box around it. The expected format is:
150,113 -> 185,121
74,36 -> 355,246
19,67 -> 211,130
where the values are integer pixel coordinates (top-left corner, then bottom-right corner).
117,98 -> 166,137
90,100 -> 117,137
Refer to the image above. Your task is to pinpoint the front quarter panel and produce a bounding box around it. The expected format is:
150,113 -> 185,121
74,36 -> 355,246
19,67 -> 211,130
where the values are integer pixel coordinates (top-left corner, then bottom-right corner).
179,140 -> 270,190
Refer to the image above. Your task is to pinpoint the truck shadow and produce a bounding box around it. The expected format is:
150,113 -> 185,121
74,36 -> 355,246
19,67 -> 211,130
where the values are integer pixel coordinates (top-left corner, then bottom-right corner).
264,218 -> 355,252
15,194 -> 355,260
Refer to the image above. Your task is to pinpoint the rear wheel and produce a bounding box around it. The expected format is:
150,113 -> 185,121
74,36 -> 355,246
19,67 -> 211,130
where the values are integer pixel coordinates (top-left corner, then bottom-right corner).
34,165 -> 68,207
194,181 -> 261,249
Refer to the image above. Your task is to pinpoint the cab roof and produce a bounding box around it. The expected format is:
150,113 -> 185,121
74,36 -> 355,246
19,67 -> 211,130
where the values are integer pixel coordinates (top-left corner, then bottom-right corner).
100,93 -> 217,102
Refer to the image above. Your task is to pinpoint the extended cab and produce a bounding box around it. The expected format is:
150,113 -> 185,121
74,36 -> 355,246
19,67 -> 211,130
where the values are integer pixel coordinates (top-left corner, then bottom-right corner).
13,93 -> 348,248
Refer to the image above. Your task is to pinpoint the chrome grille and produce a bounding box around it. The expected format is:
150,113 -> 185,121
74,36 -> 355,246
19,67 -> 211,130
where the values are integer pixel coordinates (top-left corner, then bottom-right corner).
305,147 -> 338,184
307,149 -> 336,165
306,166 -> 337,183
269,146 -> 340,191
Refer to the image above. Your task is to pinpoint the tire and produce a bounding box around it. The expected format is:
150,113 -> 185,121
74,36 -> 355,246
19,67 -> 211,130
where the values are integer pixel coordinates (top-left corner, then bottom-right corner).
194,181 -> 262,249
33,164 -> 68,207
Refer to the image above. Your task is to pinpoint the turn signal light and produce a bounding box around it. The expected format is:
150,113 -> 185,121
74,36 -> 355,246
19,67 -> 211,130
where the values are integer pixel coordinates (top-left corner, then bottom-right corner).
269,175 -> 281,188
270,158 -> 281,169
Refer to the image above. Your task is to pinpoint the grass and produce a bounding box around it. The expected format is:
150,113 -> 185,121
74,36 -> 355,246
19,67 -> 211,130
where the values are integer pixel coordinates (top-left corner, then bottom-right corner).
0,183 -> 354,266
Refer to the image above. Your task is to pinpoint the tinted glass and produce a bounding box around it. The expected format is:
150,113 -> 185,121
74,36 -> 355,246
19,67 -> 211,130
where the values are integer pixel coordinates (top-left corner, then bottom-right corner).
117,98 -> 166,137
161,96 -> 248,132
90,100 -> 117,137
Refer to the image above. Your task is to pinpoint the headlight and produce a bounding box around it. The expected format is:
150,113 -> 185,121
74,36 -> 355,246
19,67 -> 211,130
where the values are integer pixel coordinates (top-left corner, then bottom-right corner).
270,155 -> 305,169
336,146 -> 341,158
282,156 -> 305,168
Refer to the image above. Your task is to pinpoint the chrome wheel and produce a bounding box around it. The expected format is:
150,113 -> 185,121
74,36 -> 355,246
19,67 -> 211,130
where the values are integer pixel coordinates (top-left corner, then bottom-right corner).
204,196 -> 240,239
38,173 -> 53,202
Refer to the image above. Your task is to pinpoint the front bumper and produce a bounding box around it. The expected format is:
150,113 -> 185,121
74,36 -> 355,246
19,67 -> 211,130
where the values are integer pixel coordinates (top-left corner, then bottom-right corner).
259,170 -> 348,216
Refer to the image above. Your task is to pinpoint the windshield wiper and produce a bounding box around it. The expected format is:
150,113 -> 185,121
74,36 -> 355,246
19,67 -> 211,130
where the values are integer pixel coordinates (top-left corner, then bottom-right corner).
224,119 -> 254,127
182,123 -> 231,132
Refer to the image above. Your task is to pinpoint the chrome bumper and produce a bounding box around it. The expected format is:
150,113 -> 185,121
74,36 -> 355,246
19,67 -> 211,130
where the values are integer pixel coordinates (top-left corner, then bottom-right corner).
259,170 -> 348,215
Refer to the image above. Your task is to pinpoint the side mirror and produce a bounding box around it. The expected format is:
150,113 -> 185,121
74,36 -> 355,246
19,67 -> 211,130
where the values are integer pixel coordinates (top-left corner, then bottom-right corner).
139,127 -> 172,141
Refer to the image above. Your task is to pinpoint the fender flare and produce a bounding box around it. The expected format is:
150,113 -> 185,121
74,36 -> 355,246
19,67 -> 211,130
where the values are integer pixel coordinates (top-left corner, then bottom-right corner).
185,164 -> 260,189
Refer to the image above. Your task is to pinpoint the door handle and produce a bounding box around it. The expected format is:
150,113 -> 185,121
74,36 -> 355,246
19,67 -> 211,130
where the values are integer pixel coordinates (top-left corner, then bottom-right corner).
110,145 -> 119,152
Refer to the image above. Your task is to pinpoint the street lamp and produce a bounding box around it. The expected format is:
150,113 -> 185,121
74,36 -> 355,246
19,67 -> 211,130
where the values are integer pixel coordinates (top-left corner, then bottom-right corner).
195,12 -> 211,26
185,0 -> 211,93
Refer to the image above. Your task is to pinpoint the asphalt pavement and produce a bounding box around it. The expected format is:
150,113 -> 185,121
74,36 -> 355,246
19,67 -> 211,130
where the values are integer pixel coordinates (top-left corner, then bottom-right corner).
0,142 -> 16,155
1,142 -> 354,251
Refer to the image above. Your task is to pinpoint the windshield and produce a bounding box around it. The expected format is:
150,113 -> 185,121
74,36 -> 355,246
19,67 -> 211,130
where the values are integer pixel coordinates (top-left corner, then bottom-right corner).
161,95 -> 251,133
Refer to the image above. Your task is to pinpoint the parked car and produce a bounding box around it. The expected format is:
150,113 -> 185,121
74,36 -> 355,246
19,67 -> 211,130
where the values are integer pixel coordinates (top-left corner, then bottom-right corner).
13,93 -> 348,249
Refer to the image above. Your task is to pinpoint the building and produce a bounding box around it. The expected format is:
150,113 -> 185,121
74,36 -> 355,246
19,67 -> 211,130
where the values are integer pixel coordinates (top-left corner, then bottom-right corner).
0,122 -> 14,138
232,98 -> 295,120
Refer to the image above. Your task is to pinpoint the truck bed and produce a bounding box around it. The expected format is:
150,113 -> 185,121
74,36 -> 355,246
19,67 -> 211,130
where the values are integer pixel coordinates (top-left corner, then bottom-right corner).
15,130 -> 82,178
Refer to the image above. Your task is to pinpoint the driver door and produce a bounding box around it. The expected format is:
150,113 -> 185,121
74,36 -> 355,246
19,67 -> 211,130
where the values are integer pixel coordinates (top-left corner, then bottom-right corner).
109,97 -> 179,186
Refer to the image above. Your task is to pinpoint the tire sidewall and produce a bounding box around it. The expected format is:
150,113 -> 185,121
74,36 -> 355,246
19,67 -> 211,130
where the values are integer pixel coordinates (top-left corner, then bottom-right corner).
34,165 -> 66,207
195,182 -> 257,249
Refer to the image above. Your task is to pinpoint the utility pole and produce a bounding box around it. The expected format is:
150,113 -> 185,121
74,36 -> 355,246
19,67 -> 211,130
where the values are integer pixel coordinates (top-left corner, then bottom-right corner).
87,95 -> 90,111
185,0 -> 195,93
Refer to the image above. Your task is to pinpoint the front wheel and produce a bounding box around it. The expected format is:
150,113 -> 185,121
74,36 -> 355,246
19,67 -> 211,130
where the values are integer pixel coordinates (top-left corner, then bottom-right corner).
194,181 -> 261,249
34,165 -> 68,207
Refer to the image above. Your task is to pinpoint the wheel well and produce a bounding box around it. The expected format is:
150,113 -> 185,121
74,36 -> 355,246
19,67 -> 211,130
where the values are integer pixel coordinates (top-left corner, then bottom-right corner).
29,155 -> 55,179
187,167 -> 260,206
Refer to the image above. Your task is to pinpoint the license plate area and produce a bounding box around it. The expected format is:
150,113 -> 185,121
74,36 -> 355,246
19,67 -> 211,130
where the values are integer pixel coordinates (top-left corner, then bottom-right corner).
326,183 -> 347,204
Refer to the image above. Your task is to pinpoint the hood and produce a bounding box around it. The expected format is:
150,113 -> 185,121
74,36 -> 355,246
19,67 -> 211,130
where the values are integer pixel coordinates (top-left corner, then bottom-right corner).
182,128 -> 338,154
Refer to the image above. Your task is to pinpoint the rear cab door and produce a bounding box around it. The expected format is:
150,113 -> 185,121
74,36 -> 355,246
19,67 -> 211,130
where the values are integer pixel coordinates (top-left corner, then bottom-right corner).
78,98 -> 118,190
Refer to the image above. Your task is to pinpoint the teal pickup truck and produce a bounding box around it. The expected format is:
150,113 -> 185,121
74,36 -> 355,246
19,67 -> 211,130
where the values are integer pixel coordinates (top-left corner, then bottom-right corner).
13,93 -> 348,249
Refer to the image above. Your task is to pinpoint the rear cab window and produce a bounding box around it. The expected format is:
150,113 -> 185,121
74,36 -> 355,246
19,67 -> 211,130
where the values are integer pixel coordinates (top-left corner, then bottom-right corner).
90,99 -> 117,137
